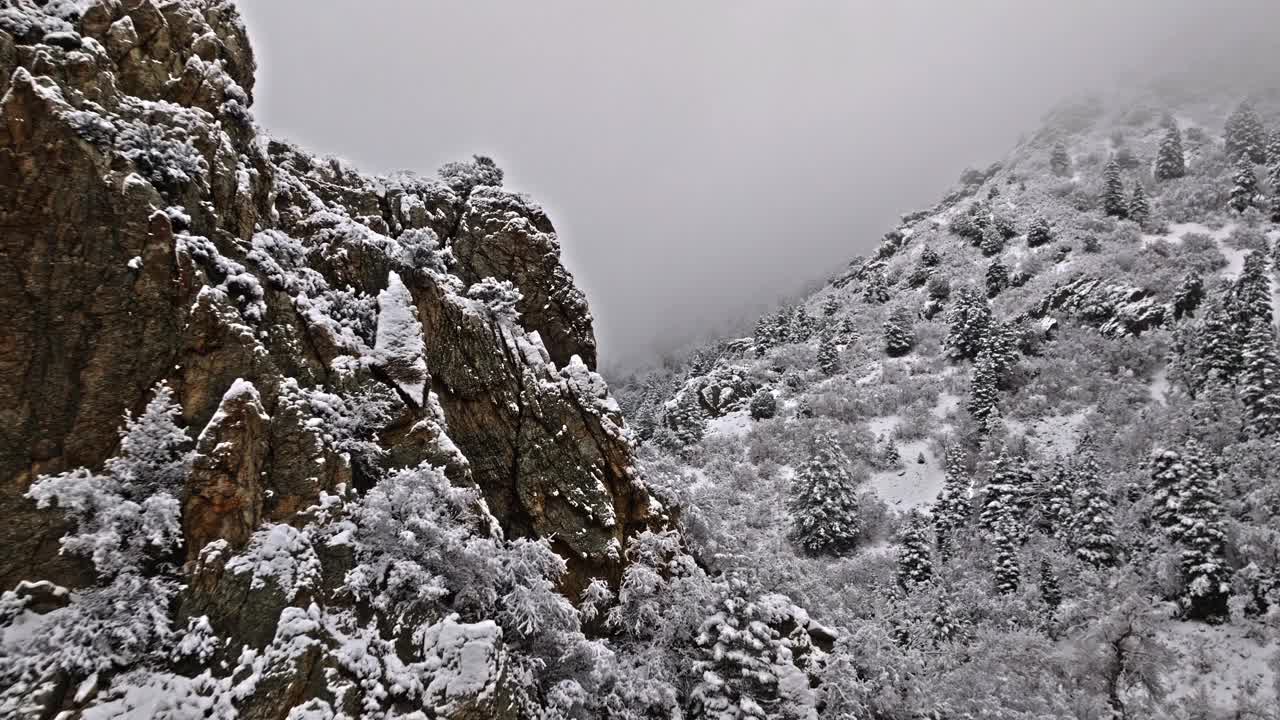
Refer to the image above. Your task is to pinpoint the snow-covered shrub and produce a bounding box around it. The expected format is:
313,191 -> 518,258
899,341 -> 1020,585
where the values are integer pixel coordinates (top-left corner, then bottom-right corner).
749,388 -> 778,420
438,154 -> 504,195
117,120 -> 208,194
466,277 -> 523,323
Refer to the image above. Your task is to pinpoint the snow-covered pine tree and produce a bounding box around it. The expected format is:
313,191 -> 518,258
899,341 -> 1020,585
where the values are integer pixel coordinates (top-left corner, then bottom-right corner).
1149,447 -> 1195,543
1102,157 -> 1127,218
1040,458 -> 1075,539
1232,251 -> 1273,328
1229,154 -> 1258,212
980,220 -> 1005,256
944,287 -> 993,361
985,260 -> 1009,298
1154,125 -> 1186,181
1172,271 -> 1205,321
817,331 -> 840,375
982,320 -> 1019,389
754,314 -> 777,356
1193,296 -> 1244,386
1267,129 -> 1280,179
968,348 -> 1001,433
880,436 -> 902,468
920,245 -> 941,267
862,268 -> 890,304
1026,216 -> 1053,248
979,450 -> 1028,535
882,309 -> 915,357
1039,559 -> 1062,611
1240,317 -> 1280,436
821,294 -> 840,317
789,433 -> 863,556
666,391 -> 707,447
1128,182 -> 1150,227
1176,456 -> 1232,621
1050,141 -> 1071,177
791,306 -> 816,342
1071,458 -> 1117,568
1225,99 -> 1267,163
933,445 -> 971,561
748,388 -> 777,421
896,513 -> 934,589
837,316 -> 858,342
992,528 -> 1020,595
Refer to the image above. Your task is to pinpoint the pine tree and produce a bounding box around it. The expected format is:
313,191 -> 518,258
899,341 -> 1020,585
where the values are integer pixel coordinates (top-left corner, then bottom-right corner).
1026,216 -> 1053,247
1071,458 -> 1117,568
1128,182 -> 1151,227
1172,271 -> 1205,321
1240,318 -> 1280,436
1230,154 -> 1258,212
1040,458 -> 1075,539
943,287 -> 993,361
882,309 -> 915,357
1050,141 -> 1071,177
791,306 -> 815,341
748,388 -> 777,421
1177,458 -> 1231,621
1232,251 -> 1274,327
863,269 -> 890,304
979,450 -> 1029,534
837,316 -> 858,342
896,513 -> 934,588
968,349 -> 1001,432
1155,125 -> 1187,181
1225,100 -> 1267,163
817,331 -> 840,375
1197,296 -> 1245,384
1267,130 -> 1280,178
789,433 -> 864,556
920,245 -> 941,267
1102,157 -> 1127,218
880,436 -> 902,468
980,220 -> 1005,256
982,320 -> 1019,388
666,392 -> 706,447
933,445 -> 971,561
985,260 -> 1009,298
1149,448 -> 1192,542
753,314 -> 777,356
993,528 -> 1020,595
1039,559 -> 1062,611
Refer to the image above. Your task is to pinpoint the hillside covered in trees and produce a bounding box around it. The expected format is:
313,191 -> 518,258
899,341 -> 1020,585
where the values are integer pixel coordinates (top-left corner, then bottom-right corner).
616,91 -> 1280,718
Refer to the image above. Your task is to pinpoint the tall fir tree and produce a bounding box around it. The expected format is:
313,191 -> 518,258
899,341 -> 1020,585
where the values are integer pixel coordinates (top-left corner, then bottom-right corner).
882,309 -> 915,358
821,294 -> 840,317
1149,448 -> 1194,542
985,260 -> 1009,298
1040,458 -> 1075,539
992,528 -> 1021,595
1102,157 -> 1128,218
1267,129 -> 1280,181
817,331 -> 840,376
1232,251 -> 1273,327
1026,216 -> 1053,247
1240,318 -> 1280,436
666,391 -> 707,447
1050,141 -> 1071,177
1128,182 -> 1151,226
789,433 -> 864,556
980,220 -> 1005,256
933,445 -> 971,561
1154,125 -> 1186,181
920,244 -> 941,267
1230,154 -> 1258,212
979,450 -> 1030,534
1225,100 -> 1267,163
754,314 -> 777,356
791,306 -> 816,341
968,349 -> 1001,432
1177,453 -> 1232,620
895,513 -> 934,589
1196,296 -> 1245,385
1070,457 -> 1117,568
943,287 -> 993,361
862,268 -> 890,304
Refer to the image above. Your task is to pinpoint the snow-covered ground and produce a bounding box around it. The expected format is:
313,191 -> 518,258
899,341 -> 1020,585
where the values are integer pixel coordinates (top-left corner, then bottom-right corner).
1005,408 -> 1089,457
864,413 -> 945,513
1160,621 -> 1278,711
704,409 -> 752,439
1149,366 -> 1170,405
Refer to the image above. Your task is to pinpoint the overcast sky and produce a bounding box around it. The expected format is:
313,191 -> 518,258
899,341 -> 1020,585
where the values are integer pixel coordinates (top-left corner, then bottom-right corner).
237,1 -> 1273,372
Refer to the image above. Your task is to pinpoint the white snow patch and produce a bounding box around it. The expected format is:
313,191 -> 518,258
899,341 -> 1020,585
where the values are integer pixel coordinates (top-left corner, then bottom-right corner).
1160,621 -> 1278,711
705,409 -> 752,439
1149,366 -> 1170,405
868,442 -> 945,513
1005,409 -> 1089,455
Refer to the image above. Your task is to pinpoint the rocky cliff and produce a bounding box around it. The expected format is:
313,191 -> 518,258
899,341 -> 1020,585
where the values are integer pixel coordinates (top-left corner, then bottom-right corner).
0,1 -> 660,716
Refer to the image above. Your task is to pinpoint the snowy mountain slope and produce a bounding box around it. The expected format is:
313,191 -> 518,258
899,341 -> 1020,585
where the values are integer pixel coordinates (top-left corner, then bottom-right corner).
619,88 -> 1280,718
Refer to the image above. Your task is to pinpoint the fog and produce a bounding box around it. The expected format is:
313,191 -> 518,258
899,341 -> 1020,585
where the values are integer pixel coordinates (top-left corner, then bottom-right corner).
237,1 -> 1275,373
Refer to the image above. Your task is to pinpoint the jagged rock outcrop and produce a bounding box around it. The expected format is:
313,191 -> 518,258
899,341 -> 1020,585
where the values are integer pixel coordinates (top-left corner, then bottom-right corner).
1030,275 -> 1169,338
0,1 -> 659,715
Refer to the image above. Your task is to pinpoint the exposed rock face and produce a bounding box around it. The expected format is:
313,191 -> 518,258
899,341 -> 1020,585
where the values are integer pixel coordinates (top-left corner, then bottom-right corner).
1031,275 -> 1169,338
0,1 -> 659,715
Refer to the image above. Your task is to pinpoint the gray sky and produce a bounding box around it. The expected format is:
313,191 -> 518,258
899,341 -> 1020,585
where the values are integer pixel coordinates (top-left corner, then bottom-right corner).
237,1 -> 1272,372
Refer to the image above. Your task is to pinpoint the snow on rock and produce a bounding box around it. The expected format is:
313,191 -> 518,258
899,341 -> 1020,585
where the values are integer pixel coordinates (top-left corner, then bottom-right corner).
419,614 -> 505,712
374,271 -> 429,406
705,409 -> 752,439
225,523 -> 322,601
